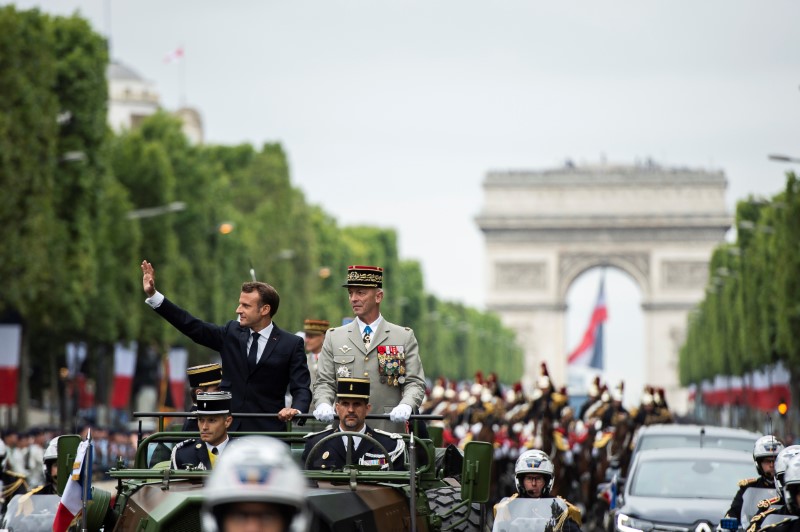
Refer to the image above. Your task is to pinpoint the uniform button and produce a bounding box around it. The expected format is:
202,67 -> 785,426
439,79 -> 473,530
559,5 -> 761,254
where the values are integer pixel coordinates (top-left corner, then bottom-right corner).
363,372 -> 369,376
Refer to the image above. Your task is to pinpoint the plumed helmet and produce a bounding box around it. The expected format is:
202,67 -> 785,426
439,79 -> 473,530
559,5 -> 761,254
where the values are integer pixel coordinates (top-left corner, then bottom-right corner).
514,449 -> 554,497
43,436 -> 61,481
201,436 -> 309,532
754,435 -> 784,478
782,454 -> 800,513
775,445 -> 800,493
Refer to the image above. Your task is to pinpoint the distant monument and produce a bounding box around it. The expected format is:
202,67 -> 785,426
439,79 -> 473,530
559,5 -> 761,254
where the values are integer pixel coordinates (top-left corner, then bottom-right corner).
476,160 -> 730,412
107,60 -> 203,144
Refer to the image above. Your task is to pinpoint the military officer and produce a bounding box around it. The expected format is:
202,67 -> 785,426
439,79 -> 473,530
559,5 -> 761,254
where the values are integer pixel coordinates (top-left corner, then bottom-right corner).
303,319 -> 329,386
312,265 -> 426,433
757,454 -> 800,532
302,378 -> 405,471
726,435 -> 785,521
182,363 -> 223,432
172,391 -> 233,470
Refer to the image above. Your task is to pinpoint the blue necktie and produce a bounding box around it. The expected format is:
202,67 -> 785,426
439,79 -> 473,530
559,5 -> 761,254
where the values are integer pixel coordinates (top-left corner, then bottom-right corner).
248,331 -> 260,370
363,326 -> 372,350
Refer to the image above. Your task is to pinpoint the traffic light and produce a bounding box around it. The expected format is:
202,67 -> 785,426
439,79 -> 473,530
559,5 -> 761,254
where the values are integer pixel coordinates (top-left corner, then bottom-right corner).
778,398 -> 788,417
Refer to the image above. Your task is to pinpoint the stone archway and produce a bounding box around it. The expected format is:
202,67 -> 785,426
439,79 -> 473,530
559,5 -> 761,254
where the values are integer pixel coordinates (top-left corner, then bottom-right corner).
476,162 -> 730,412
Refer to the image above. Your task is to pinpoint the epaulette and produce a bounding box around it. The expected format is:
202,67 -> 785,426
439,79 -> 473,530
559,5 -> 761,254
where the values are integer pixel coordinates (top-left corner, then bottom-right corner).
739,477 -> 759,488
492,493 -> 519,518
558,496 -> 583,526
303,427 -> 334,439
374,427 -> 403,439
174,437 -> 196,449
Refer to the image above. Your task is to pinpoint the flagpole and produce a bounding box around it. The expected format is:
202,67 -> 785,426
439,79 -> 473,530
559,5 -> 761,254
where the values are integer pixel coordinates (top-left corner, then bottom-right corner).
81,429 -> 93,532
179,45 -> 186,107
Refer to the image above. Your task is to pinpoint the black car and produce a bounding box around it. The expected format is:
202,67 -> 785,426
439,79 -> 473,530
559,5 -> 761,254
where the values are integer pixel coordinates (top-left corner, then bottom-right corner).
613,447 -> 754,532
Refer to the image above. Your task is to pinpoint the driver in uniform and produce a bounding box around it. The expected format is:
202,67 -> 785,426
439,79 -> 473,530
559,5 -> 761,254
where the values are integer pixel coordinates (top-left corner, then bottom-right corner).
302,378 -> 405,471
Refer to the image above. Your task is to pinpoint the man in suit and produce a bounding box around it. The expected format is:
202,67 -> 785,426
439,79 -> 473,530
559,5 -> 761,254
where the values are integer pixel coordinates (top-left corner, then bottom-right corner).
141,260 -> 311,431
182,363 -> 222,431
172,391 -> 233,470
302,378 -> 405,471
312,265 -> 426,433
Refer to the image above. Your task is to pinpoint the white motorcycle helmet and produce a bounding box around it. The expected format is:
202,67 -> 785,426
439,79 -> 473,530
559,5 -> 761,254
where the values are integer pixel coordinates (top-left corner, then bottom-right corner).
201,436 -> 309,532
43,436 -> 61,483
782,454 -> 800,514
774,445 -> 800,493
514,449 -> 554,497
753,435 -> 784,479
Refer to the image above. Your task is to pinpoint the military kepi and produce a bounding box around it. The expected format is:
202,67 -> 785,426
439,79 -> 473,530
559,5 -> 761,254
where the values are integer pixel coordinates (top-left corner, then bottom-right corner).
337,378 -> 371,400
196,391 -> 232,415
187,363 -> 222,388
304,319 -> 330,335
342,265 -> 383,288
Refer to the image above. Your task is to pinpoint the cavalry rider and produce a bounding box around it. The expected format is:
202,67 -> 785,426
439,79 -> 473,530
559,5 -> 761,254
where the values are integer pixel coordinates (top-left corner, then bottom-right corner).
725,435 -> 785,521
303,377 -> 405,471
745,445 -> 800,532
494,449 -> 583,532
755,454 -> 800,532
172,391 -> 233,470
201,436 -> 309,532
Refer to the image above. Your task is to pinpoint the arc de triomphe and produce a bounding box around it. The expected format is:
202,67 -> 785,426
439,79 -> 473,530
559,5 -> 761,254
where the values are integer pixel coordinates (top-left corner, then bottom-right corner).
476,163 -> 730,411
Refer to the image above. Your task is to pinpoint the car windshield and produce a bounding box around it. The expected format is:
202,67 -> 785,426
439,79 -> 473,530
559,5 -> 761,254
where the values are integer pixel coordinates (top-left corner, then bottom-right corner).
630,458 -> 754,499
638,434 -> 754,453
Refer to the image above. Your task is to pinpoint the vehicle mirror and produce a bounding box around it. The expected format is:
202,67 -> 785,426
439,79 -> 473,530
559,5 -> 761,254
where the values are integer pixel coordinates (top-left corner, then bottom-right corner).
461,441 -> 492,504
427,425 -> 444,448
56,434 -> 81,496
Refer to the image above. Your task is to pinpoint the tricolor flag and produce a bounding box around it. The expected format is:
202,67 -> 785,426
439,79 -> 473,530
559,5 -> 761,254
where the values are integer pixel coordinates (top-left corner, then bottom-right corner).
160,347 -> 188,411
0,324 -> 22,405
53,435 -> 93,532
567,275 -> 608,369
111,343 -> 137,409
164,46 -> 184,64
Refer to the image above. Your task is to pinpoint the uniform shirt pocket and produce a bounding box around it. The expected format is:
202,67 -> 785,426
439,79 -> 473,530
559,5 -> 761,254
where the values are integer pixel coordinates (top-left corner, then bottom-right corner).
333,355 -> 355,365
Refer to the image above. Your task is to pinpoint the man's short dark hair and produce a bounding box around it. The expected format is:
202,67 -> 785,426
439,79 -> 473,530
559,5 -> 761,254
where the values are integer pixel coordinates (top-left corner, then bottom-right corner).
241,281 -> 280,317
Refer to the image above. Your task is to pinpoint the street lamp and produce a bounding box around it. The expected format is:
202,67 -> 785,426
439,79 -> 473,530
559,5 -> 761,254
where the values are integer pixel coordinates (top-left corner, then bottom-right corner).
769,154 -> 800,164
126,201 -> 187,220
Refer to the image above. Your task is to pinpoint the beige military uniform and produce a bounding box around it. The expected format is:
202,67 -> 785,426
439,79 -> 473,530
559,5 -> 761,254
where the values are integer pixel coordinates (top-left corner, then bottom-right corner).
313,319 -> 426,432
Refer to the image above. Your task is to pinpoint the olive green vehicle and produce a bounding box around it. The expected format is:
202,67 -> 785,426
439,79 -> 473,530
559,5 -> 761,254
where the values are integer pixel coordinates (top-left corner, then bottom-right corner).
67,414 -> 493,532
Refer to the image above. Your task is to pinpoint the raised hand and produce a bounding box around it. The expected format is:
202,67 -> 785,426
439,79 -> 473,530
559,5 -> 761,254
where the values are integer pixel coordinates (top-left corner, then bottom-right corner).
141,260 -> 156,297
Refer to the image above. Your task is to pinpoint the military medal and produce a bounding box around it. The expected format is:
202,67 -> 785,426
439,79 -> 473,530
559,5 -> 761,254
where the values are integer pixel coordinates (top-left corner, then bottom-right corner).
398,376 -> 406,384
337,365 -> 351,378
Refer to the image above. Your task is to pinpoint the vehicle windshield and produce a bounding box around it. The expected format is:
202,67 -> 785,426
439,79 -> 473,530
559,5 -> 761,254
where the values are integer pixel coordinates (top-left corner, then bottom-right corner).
637,435 -> 754,453
630,458 -> 753,499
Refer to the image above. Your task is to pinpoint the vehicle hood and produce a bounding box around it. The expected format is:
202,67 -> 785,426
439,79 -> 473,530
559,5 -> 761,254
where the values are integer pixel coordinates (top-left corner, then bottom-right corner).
620,495 -> 729,526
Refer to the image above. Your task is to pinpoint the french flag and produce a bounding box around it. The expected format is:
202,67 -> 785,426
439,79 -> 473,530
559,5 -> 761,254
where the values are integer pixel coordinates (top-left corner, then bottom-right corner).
53,436 -> 93,532
0,325 -> 21,406
567,275 -> 608,369
111,343 -> 137,409
163,46 -> 184,64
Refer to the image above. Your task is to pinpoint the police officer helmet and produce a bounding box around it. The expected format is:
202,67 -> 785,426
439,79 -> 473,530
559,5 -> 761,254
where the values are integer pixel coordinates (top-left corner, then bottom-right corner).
43,436 -> 61,482
201,436 -> 309,532
753,435 -> 784,477
514,449 -> 554,497
775,445 -> 800,493
782,454 -> 800,514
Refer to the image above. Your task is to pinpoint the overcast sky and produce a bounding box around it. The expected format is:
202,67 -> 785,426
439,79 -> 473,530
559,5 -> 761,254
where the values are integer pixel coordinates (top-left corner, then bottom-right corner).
9,1 -> 800,400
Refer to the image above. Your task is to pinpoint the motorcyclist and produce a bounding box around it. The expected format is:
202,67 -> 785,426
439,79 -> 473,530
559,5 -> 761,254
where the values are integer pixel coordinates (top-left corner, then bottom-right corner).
26,436 -> 61,495
201,435 -> 309,532
494,449 -> 583,532
754,454 -> 800,532
725,435 -> 785,521
745,445 -> 800,532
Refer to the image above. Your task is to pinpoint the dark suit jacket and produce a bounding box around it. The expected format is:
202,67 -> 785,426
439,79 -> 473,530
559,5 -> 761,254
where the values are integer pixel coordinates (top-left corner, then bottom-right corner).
154,297 -> 311,431
172,438 -> 213,470
301,425 -> 405,471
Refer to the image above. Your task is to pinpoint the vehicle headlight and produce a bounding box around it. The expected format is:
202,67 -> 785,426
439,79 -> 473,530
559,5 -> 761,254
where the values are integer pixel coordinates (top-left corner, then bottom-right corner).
617,513 -> 655,532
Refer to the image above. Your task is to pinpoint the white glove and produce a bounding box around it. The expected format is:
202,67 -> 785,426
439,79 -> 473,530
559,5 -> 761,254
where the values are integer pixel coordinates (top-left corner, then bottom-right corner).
389,404 -> 413,423
313,403 -> 335,423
